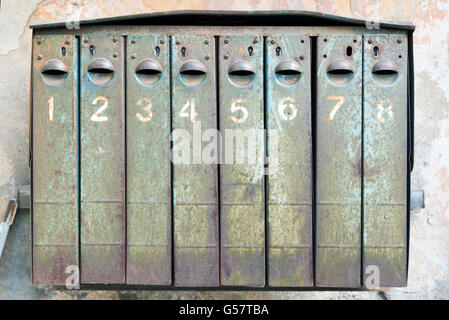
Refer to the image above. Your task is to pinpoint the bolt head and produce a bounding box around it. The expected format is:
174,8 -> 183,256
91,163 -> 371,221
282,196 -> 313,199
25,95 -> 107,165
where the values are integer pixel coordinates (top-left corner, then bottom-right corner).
205,56 -> 209,60
160,39 -> 165,44
300,55 -> 305,60
131,39 -> 136,44
270,40 -> 275,44
131,54 -> 136,59
36,39 -> 42,45
253,38 -> 258,44
368,39 -> 373,44
113,53 -> 118,58
65,39 -> 70,45
84,38 -> 89,44
397,39 -> 402,44
113,37 -> 118,42
224,55 -> 229,59
176,40 -> 180,45
224,39 -> 229,44
204,40 -> 209,45
37,55 -> 42,60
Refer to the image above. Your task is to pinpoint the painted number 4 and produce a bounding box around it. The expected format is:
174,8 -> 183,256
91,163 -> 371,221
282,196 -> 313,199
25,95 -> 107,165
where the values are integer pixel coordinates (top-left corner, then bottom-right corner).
180,97 -> 198,122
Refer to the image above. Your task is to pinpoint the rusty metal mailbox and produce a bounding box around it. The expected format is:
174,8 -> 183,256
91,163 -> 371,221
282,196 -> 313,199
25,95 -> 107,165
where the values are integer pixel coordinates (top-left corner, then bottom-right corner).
30,11 -> 414,289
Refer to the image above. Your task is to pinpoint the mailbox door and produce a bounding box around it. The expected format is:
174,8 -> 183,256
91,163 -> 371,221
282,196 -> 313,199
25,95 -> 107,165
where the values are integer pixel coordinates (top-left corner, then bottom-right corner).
363,34 -> 408,287
316,34 -> 362,287
32,35 -> 79,285
265,35 -> 313,287
172,35 -> 219,287
219,35 -> 265,287
126,34 -> 171,285
80,34 -> 125,284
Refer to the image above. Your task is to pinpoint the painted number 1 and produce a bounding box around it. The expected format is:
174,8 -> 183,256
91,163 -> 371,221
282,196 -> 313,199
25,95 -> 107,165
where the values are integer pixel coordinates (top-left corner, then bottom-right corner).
48,96 -> 55,122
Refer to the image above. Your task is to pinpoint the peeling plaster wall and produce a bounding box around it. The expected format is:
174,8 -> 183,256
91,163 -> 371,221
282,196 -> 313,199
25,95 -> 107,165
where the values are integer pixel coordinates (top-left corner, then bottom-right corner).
1,0 -> 448,299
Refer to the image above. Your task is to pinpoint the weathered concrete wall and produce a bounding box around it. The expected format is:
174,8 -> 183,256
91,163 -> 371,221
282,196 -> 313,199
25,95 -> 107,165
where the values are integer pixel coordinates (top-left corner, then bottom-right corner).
1,0 -> 448,299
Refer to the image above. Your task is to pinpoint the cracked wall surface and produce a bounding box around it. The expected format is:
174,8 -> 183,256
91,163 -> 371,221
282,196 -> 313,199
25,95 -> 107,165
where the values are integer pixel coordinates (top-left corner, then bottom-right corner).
0,0 -> 448,300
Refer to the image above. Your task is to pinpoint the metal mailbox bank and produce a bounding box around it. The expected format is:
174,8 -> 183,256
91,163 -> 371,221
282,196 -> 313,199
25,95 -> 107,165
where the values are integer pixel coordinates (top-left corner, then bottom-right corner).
30,11 -> 414,288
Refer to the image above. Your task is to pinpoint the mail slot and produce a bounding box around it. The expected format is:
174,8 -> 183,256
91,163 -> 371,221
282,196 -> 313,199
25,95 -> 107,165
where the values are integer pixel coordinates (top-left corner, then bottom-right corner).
30,11 -> 414,288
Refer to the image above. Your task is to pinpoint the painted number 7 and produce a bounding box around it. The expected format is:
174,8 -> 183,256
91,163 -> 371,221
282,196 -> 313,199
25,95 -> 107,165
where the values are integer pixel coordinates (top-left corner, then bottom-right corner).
328,96 -> 346,121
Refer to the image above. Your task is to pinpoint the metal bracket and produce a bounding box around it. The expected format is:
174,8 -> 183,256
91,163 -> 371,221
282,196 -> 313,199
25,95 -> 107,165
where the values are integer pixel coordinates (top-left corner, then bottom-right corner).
0,196 -> 18,260
411,187 -> 425,210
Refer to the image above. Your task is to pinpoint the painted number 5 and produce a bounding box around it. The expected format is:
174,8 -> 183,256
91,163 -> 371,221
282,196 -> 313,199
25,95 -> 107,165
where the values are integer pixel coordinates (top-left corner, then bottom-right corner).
230,99 -> 248,123
90,96 -> 109,122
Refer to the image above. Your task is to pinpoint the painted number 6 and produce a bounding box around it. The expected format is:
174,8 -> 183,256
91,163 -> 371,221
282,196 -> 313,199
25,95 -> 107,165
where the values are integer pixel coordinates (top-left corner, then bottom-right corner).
278,97 -> 298,121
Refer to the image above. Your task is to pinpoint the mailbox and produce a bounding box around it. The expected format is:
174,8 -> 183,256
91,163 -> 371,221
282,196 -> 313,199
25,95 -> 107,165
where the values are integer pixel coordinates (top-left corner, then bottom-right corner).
30,11 -> 414,288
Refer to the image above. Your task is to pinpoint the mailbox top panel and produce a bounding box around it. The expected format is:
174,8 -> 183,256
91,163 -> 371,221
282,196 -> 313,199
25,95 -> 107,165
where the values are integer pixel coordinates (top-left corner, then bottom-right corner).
30,10 -> 415,31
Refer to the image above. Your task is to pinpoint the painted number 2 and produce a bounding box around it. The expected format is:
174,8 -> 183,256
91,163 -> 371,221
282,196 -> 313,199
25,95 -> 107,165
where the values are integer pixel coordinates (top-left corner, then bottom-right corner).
90,96 -> 109,122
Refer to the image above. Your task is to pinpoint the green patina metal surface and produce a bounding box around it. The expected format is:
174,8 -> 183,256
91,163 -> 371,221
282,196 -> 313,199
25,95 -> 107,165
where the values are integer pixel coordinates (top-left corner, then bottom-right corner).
126,34 -> 171,285
172,34 -> 219,287
266,35 -> 313,287
30,24 -> 412,289
316,34 -> 362,288
32,35 -> 79,285
363,34 -> 408,287
219,35 -> 265,287
80,33 -> 125,284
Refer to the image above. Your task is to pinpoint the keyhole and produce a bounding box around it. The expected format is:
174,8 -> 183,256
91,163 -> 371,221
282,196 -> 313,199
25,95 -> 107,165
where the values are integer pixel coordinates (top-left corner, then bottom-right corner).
61,47 -> 66,57
276,47 -> 282,56
89,45 -> 95,55
248,46 -> 253,56
346,46 -> 353,57
374,46 -> 379,57
155,46 -> 160,57
181,47 -> 186,57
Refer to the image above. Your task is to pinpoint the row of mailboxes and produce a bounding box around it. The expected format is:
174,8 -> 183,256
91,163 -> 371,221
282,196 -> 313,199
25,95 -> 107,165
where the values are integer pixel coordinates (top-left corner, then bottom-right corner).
31,21 -> 411,288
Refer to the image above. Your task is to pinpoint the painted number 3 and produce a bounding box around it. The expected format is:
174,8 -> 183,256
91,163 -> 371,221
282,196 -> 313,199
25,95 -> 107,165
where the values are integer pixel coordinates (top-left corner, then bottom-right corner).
136,97 -> 153,122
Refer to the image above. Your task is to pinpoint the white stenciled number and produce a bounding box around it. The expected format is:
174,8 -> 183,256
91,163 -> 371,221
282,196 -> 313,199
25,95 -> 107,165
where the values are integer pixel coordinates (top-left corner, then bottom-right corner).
230,99 -> 248,123
48,96 -> 55,122
377,99 -> 394,124
180,97 -> 198,122
90,96 -> 109,122
278,97 -> 298,121
328,96 -> 346,121
136,97 -> 153,122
